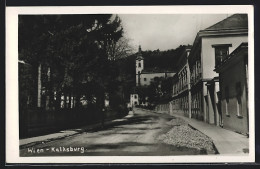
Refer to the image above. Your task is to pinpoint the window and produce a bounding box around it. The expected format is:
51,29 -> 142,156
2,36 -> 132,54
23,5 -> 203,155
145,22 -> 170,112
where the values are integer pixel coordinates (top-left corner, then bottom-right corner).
138,62 -> 141,67
225,86 -> 229,116
134,101 -> 137,105
144,78 -> 147,81
134,95 -> 137,99
212,44 -> 232,67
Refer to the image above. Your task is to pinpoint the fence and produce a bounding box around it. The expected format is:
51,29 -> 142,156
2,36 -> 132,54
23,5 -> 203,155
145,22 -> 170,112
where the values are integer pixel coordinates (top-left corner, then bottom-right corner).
19,106 -> 127,138
154,103 -> 170,114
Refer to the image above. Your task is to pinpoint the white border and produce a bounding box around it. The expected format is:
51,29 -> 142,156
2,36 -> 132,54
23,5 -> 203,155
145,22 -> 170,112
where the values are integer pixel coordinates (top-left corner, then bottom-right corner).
6,5 -> 254,163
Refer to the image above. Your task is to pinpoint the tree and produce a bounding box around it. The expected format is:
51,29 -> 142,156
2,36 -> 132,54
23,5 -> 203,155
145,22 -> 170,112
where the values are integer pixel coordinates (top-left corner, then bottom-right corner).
107,37 -> 135,61
19,14 -> 126,111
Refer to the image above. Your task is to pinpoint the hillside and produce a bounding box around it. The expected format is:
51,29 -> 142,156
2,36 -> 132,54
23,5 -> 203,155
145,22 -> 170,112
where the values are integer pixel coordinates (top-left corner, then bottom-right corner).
116,45 -> 190,100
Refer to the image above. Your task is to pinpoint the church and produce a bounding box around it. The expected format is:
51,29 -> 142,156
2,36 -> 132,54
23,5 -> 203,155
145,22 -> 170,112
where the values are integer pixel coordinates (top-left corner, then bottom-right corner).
135,45 -> 175,87
130,46 -> 176,107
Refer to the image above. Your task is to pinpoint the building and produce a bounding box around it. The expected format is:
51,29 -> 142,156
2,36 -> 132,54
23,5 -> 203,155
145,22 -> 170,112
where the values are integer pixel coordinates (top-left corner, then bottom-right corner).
215,42 -> 248,135
170,46 -> 192,117
130,93 -> 139,107
136,46 -> 175,87
132,45 -> 176,106
170,74 -> 180,115
188,14 -> 248,124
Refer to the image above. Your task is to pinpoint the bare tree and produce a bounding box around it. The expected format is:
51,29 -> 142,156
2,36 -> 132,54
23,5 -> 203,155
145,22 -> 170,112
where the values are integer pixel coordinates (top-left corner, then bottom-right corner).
108,37 -> 135,61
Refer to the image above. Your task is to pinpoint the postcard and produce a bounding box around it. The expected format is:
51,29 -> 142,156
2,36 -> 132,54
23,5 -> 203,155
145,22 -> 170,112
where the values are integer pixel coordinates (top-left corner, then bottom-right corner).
6,5 -> 254,163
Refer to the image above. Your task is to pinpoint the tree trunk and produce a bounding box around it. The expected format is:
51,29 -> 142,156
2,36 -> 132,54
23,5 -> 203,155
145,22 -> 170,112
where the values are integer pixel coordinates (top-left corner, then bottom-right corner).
64,93 -> 67,109
75,93 -> 80,108
55,91 -> 61,110
49,68 -> 54,110
73,96 -> 75,108
37,63 -> 42,107
69,93 -> 72,109
71,96 -> 74,108
45,67 -> 51,110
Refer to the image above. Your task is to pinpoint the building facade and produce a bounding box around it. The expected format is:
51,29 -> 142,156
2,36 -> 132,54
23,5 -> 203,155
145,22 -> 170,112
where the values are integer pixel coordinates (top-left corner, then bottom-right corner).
170,74 -> 180,115
215,42 -> 248,135
188,14 -> 248,124
170,46 -> 192,117
130,94 -> 139,107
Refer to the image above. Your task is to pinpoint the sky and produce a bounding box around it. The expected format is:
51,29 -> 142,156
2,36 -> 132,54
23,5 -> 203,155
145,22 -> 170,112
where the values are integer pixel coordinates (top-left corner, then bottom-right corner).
118,14 -> 231,52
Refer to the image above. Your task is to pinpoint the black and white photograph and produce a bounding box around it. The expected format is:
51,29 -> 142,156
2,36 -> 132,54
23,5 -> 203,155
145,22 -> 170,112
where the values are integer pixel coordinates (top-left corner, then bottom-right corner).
6,5 -> 254,163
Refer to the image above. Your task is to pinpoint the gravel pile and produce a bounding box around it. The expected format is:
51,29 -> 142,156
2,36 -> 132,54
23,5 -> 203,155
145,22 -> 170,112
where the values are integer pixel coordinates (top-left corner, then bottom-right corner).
167,118 -> 188,126
158,125 -> 216,153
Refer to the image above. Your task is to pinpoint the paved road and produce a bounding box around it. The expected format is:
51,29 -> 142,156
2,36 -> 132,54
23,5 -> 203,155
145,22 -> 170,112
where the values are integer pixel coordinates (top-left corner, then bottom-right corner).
20,108 -> 199,156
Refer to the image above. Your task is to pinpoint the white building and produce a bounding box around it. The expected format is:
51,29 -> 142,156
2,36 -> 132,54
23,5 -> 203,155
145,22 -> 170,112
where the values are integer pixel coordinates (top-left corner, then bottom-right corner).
188,14 -> 248,125
130,94 -> 139,107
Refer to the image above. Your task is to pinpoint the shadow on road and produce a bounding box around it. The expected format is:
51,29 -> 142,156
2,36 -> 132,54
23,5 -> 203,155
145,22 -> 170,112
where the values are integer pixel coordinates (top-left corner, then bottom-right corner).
88,114 -> 162,133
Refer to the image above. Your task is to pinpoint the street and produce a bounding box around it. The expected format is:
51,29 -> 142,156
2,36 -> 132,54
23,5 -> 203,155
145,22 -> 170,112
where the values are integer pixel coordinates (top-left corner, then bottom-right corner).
20,108 -> 200,156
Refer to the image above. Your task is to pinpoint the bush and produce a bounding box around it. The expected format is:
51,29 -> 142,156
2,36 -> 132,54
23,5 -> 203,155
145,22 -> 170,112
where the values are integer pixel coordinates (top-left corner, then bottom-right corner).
115,104 -> 128,117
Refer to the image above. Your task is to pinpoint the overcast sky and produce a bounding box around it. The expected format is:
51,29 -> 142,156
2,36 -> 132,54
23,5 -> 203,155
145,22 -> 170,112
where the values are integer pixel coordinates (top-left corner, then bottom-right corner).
118,14 -> 231,52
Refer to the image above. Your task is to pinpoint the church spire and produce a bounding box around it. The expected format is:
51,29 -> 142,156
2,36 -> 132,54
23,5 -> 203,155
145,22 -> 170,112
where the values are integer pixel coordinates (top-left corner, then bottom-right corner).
136,45 -> 144,60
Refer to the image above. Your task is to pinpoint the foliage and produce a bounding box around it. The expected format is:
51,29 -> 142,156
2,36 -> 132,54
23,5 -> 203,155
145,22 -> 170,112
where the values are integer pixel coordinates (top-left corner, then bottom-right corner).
135,45 -> 187,71
135,76 -> 173,105
19,14 -> 129,116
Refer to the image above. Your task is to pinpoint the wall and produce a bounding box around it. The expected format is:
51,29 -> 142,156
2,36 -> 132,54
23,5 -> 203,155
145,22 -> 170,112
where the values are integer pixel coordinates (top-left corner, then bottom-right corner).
139,73 -> 165,86
201,35 -> 248,79
155,103 -> 170,114
220,60 -> 248,134
206,81 -> 221,126
136,74 -> 139,86
178,93 -> 189,117
169,99 -> 180,115
191,90 -> 204,121
21,106 -> 126,138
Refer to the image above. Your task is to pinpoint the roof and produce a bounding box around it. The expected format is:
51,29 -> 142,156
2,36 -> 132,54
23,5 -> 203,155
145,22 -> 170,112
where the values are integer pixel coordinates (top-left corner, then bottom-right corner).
189,14 -> 248,63
228,42 -> 248,59
142,67 -> 176,74
205,14 -> 248,30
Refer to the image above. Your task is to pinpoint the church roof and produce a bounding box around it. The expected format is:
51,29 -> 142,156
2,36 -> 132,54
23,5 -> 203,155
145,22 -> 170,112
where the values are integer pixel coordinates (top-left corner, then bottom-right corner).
142,67 -> 176,74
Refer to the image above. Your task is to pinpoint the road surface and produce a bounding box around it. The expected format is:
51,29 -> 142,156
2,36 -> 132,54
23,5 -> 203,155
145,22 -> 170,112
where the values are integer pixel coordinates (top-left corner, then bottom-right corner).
20,108 -> 200,156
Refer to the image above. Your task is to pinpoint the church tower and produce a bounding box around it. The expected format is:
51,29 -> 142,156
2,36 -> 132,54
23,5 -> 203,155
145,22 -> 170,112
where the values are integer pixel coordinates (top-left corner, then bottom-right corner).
136,45 -> 144,86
